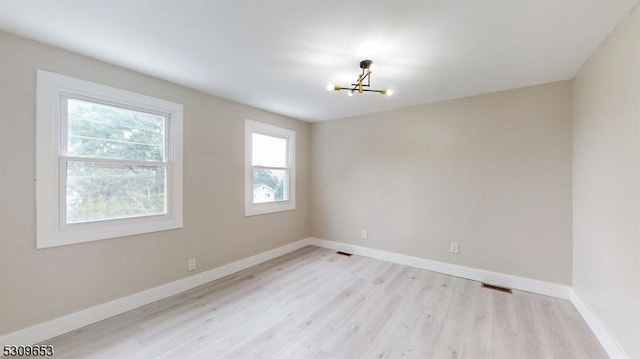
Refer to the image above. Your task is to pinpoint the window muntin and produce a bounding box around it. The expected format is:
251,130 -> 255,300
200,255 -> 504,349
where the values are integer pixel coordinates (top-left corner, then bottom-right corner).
245,120 -> 295,216
36,70 -> 183,248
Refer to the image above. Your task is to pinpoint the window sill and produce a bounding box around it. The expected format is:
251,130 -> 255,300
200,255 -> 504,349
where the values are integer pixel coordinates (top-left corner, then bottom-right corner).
37,216 -> 183,249
244,201 -> 296,216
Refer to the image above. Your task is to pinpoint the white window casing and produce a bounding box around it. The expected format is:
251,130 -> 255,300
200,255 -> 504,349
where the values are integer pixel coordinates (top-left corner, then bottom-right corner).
245,119 -> 296,216
36,70 -> 183,248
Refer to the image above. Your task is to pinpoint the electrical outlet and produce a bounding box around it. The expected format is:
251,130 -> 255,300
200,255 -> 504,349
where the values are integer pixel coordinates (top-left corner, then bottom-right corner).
188,258 -> 197,271
450,242 -> 459,254
361,230 -> 368,240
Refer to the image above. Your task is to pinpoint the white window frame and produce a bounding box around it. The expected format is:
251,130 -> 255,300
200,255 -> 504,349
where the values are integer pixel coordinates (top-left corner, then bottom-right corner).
245,119 -> 296,216
36,70 -> 183,248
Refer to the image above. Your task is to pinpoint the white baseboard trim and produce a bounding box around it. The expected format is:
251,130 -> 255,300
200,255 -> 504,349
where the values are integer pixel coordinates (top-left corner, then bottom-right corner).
0,238 -> 313,347
307,238 -> 571,299
570,290 -> 629,359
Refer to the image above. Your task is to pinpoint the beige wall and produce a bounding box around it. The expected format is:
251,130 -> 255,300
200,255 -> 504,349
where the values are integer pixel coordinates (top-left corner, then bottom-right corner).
0,31 -> 310,336
3,9 -> 638,354
573,4 -> 640,358
311,81 -> 573,285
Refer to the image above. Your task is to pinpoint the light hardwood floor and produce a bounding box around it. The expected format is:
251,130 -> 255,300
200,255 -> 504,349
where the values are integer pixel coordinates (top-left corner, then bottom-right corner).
43,246 -> 607,359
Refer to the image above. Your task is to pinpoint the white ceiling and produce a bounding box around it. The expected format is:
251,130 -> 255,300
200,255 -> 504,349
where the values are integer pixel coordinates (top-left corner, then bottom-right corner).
0,1 -> 637,122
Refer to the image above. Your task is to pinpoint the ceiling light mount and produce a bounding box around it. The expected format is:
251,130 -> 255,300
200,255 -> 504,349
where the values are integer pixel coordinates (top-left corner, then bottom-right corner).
327,59 -> 392,96
359,59 -> 373,70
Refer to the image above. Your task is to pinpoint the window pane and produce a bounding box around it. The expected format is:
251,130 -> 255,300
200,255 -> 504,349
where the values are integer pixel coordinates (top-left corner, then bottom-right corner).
66,161 -> 166,223
252,168 -> 288,203
67,98 -> 165,161
252,133 -> 287,167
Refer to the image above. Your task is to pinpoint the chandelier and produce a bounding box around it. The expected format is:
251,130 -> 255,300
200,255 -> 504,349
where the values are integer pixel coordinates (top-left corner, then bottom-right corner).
326,60 -> 393,96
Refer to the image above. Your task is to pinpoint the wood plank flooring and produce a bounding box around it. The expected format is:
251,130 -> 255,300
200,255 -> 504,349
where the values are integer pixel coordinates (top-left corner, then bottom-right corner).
42,246 -> 607,359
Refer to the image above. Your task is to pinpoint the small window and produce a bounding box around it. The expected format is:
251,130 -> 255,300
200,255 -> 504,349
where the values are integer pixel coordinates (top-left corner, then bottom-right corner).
245,120 -> 295,216
36,70 -> 183,248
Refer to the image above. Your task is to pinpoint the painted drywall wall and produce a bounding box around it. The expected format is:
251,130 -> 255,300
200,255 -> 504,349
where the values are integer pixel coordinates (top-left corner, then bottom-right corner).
310,81 -> 573,285
0,31 -> 310,336
573,4 -> 640,358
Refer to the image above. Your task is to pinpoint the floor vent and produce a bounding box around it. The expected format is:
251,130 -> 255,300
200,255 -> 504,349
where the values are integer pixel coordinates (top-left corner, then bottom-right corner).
336,251 -> 353,257
481,283 -> 512,294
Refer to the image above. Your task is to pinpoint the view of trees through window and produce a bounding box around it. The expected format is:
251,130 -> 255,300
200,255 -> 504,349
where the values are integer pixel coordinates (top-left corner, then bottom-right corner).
65,98 -> 167,223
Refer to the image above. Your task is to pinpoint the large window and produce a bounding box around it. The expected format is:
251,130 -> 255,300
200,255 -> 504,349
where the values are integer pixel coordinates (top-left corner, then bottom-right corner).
36,70 -> 183,248
245,120 -> 295,216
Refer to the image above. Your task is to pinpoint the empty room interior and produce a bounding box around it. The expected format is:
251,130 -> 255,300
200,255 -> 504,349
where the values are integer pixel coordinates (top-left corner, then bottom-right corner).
1,1 -> 639,358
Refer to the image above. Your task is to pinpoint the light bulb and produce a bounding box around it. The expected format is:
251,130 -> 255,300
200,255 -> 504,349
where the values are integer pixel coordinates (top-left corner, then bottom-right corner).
326,84 -> 334,91
386,89 -> 393,96
348,90 -> 354,97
